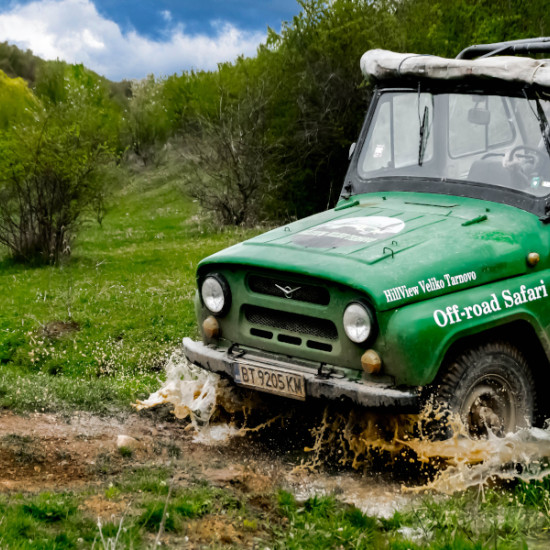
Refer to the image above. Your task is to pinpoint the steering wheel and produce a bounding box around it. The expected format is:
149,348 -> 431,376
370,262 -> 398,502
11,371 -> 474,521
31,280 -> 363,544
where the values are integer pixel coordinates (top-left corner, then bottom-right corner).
505,145 -> 546,165
504,145 -> 548,187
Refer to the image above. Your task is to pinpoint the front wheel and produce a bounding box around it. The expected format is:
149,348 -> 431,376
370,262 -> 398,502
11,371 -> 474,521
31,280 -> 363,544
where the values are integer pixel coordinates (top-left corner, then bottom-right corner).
430,342 -> 535,438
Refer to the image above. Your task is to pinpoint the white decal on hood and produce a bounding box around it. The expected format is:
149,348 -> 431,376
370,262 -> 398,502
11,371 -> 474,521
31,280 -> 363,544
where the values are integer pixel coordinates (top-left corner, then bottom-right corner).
433,280 -> 548,328
293,216 -> 405,248
384,270 -> 477,303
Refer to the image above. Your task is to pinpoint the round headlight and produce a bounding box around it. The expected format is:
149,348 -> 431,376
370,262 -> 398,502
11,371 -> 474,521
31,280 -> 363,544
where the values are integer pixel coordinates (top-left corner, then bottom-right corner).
343,303 -> 373,344
201,275 -> 230,315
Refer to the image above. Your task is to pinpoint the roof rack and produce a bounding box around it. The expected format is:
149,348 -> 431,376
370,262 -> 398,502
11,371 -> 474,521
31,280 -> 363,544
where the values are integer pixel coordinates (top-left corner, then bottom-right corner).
456,37 -> 550,60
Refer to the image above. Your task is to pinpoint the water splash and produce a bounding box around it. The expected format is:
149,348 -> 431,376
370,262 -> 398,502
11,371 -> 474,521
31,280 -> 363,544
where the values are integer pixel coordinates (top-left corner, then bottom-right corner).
135,350 -> 223,431
290,471 -> 413,518
137,352 -> 550,493
192,424 -> 242,445
299,406 -> 420,472
300,404 -> 550,493
406,425 -> 550,494
135,350 -> 272,442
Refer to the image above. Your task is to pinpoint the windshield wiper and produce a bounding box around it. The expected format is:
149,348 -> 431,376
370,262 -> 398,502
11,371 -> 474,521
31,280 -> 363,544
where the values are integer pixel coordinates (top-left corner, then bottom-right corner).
525,90 -> 550,157
418,105 -> 430,166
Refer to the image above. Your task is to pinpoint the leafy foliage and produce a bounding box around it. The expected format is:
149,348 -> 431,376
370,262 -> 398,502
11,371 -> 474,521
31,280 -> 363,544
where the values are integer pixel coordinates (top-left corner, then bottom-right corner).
164,0 -> 550,222
3,1 -> 550,235
184,81 -> 284,225
0,69 -> 38,129
124,75 -> 170,166
0,65 -> 120,264
0,40 -> 42,84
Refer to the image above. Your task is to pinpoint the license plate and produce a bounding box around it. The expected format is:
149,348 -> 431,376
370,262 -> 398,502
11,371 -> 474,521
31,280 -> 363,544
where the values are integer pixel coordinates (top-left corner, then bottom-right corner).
234,362 -> 306,400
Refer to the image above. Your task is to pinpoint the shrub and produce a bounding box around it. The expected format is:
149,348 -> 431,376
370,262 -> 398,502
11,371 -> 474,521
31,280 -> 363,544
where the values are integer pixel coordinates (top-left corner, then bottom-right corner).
0,65 -> 119,264
124,75 -> 171,166
184,83 -> 283,226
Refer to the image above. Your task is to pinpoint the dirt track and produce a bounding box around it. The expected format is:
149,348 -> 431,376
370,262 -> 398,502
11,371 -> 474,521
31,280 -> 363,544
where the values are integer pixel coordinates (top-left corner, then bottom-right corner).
0,408 -> 411,518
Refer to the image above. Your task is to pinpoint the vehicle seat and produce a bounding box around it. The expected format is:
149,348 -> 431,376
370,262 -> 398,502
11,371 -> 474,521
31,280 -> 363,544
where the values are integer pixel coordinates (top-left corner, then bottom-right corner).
467,157 -> 515,188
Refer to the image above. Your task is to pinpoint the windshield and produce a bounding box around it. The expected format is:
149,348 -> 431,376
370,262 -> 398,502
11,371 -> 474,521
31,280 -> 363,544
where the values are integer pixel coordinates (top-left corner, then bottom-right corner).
355,90 -> 550,196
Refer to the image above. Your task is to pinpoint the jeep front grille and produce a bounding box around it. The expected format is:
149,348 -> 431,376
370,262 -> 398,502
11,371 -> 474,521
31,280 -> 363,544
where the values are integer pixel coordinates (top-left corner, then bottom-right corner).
244,305 -> 338,340
248,274 -> 330,305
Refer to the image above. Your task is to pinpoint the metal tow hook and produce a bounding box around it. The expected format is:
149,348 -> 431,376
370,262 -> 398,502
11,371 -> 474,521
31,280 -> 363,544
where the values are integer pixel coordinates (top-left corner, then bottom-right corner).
316,363 -> 331,379
227,343 -> 245,358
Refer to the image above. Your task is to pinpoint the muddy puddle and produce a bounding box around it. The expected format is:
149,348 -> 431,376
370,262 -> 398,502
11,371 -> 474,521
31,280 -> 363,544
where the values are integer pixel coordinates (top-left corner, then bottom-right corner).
135,350 -> 550,505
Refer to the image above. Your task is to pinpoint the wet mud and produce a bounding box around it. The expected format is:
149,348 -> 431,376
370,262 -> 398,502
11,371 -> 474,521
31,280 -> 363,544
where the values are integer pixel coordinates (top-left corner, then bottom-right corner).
4,350 -> 550,530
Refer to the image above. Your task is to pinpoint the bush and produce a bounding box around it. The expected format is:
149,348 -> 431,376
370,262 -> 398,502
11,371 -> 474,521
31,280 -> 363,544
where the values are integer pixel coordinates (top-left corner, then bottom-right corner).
124,75 -> 171,166
184,83 -> 283,225
0,110 -> 114,264
0,65 -> 119,264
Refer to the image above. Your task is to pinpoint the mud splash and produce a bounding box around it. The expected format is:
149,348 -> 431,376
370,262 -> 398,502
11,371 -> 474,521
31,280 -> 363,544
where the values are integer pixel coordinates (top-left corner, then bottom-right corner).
406,426 -> 550,494
138,353 -> 550,494
301,405 -> 550,494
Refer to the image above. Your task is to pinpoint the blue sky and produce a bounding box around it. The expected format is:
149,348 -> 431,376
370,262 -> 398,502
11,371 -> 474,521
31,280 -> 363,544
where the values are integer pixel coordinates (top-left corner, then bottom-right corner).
0,0 -> 301,80
93,1 -> 298,37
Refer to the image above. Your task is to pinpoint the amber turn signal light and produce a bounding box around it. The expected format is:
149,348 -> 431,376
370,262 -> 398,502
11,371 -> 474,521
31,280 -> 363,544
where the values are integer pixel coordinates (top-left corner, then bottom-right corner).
202,316 -> 220,339
527,252 -> 540,267
361,349 -> 382,374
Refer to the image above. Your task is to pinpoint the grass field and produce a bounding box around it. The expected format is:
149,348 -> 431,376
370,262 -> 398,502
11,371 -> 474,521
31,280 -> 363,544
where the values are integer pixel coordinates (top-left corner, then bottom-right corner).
0,164 -> 261,414
0,458 -> 549,549
2,164 -> 550,549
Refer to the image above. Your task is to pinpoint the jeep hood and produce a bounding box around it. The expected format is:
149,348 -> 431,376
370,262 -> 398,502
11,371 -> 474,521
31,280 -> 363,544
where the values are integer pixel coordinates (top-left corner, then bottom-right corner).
199,192 -> 545,311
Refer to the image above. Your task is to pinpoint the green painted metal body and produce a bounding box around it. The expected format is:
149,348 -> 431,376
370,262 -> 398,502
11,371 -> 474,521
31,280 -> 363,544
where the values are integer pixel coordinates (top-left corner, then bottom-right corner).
196,191 -> 550,388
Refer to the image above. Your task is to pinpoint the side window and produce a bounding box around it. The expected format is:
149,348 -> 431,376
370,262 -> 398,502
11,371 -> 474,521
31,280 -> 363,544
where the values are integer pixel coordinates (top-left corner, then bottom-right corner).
512,97 -> 544,148
449,95 -> 514,157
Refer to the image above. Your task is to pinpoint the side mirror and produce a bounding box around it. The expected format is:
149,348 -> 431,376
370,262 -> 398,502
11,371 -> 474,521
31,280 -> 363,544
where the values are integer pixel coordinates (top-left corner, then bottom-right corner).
348,142 -> 356,160
468,108 -> 491,126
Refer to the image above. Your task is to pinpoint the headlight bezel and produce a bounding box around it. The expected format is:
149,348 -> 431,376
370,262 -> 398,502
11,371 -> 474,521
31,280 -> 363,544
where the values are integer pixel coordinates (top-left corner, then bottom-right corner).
342,301 -> 376,345
200,273 -> 231,317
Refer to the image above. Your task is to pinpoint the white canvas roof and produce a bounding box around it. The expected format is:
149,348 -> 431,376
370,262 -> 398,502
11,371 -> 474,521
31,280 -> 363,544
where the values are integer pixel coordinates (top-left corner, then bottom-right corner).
361,49 -> 550,87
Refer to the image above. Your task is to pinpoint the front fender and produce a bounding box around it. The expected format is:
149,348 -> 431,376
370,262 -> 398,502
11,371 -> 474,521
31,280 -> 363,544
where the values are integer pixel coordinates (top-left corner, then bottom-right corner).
377,271 -> 550,386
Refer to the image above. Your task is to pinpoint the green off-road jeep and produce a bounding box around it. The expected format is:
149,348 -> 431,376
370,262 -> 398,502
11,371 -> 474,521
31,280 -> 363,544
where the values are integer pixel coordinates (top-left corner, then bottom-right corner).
184,38 -> 550,437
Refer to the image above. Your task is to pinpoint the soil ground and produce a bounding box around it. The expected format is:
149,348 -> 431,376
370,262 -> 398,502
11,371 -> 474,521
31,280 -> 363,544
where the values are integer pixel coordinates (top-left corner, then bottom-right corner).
0,407 -> 414,546
0,408 -> 408,508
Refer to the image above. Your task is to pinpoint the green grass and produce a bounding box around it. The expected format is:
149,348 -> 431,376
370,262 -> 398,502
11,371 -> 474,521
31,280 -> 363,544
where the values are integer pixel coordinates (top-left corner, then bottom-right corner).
0,469 -> 263,548
274,485 -> 550,550
0,164 -> 262,413
274,490 -> 379,549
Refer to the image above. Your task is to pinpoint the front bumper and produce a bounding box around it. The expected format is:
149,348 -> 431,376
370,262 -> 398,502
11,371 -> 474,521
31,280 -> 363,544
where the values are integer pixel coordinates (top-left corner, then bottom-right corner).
183,337 -> 419,410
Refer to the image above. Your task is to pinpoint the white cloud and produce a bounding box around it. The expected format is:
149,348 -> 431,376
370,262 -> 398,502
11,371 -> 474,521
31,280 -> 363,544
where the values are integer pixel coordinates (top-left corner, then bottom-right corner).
0,0 -> 266,80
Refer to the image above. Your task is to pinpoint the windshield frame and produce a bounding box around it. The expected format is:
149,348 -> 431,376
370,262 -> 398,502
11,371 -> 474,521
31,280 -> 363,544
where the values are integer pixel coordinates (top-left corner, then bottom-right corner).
343,80 -> 550,221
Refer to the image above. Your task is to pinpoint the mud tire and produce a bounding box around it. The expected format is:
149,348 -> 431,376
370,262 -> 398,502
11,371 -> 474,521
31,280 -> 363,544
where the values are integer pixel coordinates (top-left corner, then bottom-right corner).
429,341 -> 535,439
